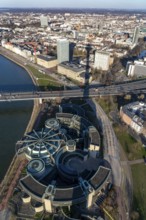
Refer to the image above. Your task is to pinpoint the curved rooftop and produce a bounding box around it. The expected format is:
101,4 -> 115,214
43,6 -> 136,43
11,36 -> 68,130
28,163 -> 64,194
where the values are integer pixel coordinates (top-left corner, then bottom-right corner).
19,112 -> 110,209
22,128 -> 62,160
27,159 -> 45,176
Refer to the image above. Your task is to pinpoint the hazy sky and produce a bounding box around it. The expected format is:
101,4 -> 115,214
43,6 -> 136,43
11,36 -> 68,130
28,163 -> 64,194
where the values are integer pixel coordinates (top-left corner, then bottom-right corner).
0,0 -> 146,9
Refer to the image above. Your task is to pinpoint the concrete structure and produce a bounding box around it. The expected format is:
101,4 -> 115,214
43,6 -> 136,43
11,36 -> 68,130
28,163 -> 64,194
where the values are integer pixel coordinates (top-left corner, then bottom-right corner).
18,111 -> 111,215
94,51 -> 110,71
37,55 -> 57,68
57,39 -> 69,64
40,15 -> 48,27
58,61 -> 92,84
21,193 -> 31,203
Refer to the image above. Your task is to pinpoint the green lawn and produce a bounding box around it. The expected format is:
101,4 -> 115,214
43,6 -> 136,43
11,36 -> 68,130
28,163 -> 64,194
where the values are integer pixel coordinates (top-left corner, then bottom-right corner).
37,78 -> 62,90
26,65 -> 62,90
96,97 -> 117,115
131,164 -> 146,219
114,125 -> 145,160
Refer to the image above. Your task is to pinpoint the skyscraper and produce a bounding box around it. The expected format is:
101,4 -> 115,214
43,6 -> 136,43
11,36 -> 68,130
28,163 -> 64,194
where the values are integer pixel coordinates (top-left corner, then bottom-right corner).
40,15 -> 48,27
57,39 -> 69,64
132,26 -> 140,45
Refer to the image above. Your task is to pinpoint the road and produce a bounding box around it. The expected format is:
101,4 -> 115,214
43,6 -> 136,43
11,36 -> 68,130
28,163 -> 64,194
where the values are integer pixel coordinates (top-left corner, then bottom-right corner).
0,80 -> 146,102
87,99 -> 132,220
0,46 -> 75,88
1,46 -> 146,103
0,46 -> 142,219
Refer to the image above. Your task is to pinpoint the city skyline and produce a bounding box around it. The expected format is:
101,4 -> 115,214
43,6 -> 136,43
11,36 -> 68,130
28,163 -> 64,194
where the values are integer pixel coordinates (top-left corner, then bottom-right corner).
0,0 -> 146,9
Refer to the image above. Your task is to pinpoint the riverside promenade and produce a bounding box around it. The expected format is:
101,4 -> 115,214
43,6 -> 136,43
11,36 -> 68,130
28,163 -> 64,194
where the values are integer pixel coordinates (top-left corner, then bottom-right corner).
0,48 -> 42,212
0,47 -> 38,87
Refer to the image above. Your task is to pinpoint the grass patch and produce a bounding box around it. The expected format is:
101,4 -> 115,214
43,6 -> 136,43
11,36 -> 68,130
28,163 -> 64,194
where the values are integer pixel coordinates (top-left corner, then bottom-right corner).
37,78 -> 62,90
26,65 -> 62,89
114,124 -> 145,160
131,164 -> 146,219
96,96 -> 117,115
26,65 -> 53,80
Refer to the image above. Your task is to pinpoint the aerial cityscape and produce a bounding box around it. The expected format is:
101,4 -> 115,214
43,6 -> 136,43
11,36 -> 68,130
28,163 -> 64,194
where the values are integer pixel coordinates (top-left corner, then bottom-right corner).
0,1 -> 146,220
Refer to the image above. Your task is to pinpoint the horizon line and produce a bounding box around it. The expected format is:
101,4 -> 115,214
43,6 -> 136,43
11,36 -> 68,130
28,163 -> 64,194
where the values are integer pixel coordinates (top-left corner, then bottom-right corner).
0,7 -> 146,11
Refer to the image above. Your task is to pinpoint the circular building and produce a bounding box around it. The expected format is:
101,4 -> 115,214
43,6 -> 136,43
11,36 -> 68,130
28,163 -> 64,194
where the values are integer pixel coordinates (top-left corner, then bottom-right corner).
45,118 -> 60,131
21,128 -> 62,160
27,159 -> 45,178
19,113 -> 111,215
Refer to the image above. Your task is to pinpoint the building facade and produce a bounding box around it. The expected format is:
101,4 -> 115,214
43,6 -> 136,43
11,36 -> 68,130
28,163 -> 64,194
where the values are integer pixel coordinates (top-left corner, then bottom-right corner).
94,51 -> 110,71
57,62 -> 92,84
37,55 -> 57,68
57,39 -> 69,64
40,15 -> 48,27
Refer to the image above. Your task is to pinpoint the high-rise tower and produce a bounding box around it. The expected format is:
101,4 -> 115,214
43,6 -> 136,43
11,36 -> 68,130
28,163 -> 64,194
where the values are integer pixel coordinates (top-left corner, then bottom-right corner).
40,15 -> 48,27
132,26 -> 140,45
57,39 -> 69,64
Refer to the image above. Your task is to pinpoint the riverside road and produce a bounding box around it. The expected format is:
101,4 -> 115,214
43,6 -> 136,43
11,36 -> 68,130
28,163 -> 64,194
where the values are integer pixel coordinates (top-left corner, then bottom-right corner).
0,79 -> 146,101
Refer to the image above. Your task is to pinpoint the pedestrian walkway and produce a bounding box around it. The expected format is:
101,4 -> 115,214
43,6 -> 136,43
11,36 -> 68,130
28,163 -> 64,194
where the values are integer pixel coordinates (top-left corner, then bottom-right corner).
128,159 -> 144,165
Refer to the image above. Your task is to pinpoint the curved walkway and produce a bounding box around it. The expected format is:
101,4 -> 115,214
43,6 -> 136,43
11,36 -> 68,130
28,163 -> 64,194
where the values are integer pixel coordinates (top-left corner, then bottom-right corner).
129,159 -> 144,165
87,98 -> 132,220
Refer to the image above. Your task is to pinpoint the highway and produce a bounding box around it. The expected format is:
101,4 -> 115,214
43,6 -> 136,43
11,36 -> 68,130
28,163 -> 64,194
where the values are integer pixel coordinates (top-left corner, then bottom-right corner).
0,80 -> 146,102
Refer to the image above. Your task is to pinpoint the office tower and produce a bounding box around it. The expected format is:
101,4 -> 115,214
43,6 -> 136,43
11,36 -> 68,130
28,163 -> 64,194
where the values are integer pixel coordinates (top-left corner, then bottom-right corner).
132,26 -> 140,45
94,51 -> 110,71
69,42 -> 76,62
57,39 -> 69,64
40,15 -> 48,27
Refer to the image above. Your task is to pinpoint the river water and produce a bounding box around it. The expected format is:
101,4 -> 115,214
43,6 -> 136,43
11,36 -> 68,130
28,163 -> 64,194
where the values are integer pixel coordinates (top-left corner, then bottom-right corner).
0,55 -> 35,181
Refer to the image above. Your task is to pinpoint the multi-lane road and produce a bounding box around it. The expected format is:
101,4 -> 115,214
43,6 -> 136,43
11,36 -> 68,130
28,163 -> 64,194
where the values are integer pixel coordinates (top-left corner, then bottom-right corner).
0,79 -> 146,102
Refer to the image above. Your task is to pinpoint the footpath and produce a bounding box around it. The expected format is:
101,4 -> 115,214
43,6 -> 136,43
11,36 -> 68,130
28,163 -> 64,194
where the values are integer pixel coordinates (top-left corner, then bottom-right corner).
0,49 -> 42,219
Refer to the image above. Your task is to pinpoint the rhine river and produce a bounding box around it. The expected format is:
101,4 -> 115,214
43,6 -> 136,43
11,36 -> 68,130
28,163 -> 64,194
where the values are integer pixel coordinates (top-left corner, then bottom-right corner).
0,55 -> 35,181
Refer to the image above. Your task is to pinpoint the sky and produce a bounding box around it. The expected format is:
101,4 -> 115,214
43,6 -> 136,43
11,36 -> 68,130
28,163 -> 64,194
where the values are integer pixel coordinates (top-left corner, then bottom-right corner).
0,0 -> 146,9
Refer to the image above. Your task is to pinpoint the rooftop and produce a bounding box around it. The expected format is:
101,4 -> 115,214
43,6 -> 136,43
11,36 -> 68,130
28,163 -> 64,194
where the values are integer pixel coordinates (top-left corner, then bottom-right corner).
59,61 -> 85,72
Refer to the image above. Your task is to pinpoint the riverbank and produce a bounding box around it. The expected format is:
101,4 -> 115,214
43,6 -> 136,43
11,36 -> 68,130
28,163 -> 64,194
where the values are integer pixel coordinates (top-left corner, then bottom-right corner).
0,49 -> 42,217
0,47 -> 38,88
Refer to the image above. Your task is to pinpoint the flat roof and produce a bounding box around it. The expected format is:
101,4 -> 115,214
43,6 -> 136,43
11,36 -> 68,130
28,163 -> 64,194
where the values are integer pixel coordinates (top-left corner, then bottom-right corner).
20,175 -> 46,198
37,54 -> 56,61
59,62 -> 85,72
89,166 -> 111,190
54,186 -> 85,201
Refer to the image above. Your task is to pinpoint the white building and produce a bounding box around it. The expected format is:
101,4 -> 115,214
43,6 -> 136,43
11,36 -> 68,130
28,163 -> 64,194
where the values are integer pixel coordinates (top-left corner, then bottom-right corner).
40,15 -> 48,27
94,51 -> 110,71
57,39 -> 69,64
128,63 -> 146,77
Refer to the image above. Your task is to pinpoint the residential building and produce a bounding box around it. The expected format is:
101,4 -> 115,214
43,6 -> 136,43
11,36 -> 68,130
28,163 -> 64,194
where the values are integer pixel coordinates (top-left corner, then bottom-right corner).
94,51 -> 110,71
